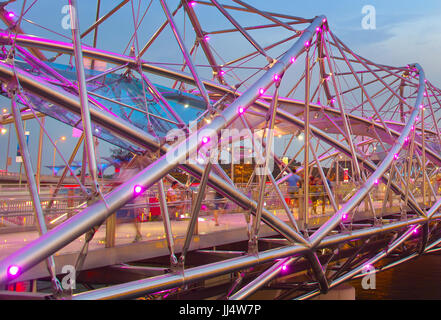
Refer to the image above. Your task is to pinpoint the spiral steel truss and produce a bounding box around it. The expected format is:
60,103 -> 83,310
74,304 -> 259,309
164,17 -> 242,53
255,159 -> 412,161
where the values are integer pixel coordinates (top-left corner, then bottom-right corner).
1,1 -> 441,300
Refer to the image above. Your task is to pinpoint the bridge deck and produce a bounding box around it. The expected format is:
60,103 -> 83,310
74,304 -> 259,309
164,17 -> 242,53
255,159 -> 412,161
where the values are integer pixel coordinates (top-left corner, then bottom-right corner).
0,197 -> 408,283
0,211 -> 289,283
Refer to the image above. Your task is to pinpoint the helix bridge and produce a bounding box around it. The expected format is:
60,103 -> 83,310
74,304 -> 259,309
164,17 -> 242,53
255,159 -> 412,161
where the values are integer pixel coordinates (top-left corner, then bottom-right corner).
0,0 -> 440,300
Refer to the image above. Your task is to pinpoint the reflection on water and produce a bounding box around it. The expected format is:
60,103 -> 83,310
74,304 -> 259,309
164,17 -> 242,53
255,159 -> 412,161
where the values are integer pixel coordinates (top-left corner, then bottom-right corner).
349,253 -> 441,300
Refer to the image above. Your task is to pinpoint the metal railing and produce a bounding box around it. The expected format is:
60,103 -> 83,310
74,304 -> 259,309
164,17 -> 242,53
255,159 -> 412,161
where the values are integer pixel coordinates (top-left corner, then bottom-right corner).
0,182 -> 435,237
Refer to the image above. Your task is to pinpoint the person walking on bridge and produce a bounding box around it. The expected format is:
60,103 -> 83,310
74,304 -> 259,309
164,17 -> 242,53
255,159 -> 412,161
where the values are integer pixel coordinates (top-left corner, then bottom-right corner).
286,167 -> 301,214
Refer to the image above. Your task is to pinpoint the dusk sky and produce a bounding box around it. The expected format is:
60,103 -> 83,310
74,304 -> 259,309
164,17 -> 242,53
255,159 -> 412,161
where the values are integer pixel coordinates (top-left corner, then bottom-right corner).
1,1 -> 440,174
4,0 -> 439,82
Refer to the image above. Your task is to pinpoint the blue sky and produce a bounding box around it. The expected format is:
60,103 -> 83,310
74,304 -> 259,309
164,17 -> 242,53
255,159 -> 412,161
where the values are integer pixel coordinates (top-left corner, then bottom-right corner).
1,1 -> 440,174
251,0 -> 441,83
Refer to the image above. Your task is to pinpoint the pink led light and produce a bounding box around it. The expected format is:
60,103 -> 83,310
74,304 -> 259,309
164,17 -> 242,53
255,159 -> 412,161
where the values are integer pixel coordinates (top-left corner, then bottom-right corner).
342,213 -> 348,220
7,265 -> 20,276
203,35 -> 210,42
134,185 -> 143,194
413,228 -> 418,234
394,154 -> 399,160
364,264 -> 373,271
374,179 -> 379,185
273,74 -> 280,81
238,106 -> 244,114
189,1 -> 196,7
316,27 -> 321,32
322,18 -> 327,23
304,40 -> 310,47
281,265 -> 287,271
290,57 -> 296,64
259,88 -> 265,95
7,12 -> 14,18
331,98 -> 336,104
202,136 -> 210,144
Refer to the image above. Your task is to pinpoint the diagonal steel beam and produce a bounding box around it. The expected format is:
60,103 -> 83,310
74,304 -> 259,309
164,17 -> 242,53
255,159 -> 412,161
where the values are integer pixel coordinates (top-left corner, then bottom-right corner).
160,0 -> 212,111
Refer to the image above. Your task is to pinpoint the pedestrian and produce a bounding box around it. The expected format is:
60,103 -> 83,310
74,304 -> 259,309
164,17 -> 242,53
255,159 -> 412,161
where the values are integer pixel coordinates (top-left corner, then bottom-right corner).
167,181 -> 183,220
213,191 -> 224,226
286,167 -> 301,209
310,176 -> 318,215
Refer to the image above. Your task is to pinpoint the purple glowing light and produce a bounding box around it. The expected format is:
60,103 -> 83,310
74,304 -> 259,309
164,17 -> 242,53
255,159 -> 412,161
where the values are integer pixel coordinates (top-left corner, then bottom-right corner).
281,265 -> 287,271
238,106 -> 244,114
316,27 -> 321,32
189,1 -> 196,7
304,40 -> 310,47
202,136 -> 210,144
273,74 -> 280,81
7,265 -> 20,277
7,12 -> 14,18
259,88 -> 265,95
394,154 -> 399,160
134,185 -> 143,194
363,264 -> 373,272
322,18 -> 327,23
342,213 -> 348,220
290,57 -> 296,64
203,35 -> 210,42
374,179 -> 379,185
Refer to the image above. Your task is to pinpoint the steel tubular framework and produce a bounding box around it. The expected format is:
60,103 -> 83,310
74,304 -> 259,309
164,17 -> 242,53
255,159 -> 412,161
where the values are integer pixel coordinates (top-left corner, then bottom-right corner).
0,1 -> 441,300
